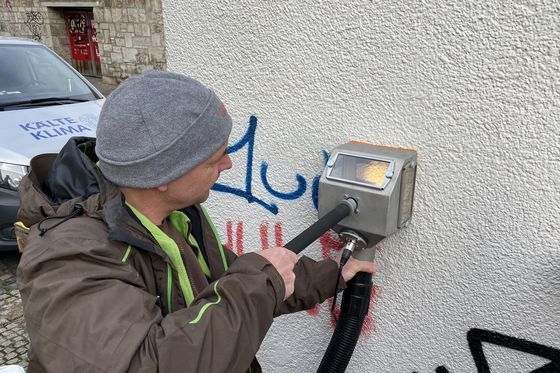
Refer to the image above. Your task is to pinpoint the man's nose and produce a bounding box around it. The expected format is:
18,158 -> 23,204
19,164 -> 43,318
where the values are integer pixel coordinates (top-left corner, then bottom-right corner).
221,154 -> 233,171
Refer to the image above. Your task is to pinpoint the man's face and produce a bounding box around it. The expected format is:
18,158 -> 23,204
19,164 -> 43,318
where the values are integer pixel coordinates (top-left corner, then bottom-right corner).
164,142 -> 232,208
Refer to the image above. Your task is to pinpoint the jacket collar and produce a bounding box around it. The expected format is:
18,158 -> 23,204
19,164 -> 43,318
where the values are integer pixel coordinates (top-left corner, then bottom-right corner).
104,191 -> 160,253
19,137 -> 160,254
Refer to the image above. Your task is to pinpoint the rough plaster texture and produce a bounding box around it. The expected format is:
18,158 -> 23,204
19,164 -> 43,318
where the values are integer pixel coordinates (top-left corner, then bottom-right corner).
162,1 -> 559,372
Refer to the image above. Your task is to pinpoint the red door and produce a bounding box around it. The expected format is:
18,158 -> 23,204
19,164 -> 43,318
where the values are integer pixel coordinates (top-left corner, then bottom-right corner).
65,11 -> 100,77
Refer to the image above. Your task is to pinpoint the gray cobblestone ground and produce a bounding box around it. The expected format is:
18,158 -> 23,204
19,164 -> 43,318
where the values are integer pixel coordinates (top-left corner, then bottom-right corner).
0,252 -> 28,368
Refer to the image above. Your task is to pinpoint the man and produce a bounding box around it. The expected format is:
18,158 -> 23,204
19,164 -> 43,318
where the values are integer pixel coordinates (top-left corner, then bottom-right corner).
17,70 -> 377,372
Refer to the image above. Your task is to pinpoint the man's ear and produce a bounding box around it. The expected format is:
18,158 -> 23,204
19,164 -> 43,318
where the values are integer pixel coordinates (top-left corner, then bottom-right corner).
157,184 -> 168,192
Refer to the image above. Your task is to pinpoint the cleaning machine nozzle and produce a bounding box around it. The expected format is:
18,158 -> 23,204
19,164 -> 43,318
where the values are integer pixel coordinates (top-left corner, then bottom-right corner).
283,141 -> 418,373
319,142 -> 418,249
338,230 -> 368,267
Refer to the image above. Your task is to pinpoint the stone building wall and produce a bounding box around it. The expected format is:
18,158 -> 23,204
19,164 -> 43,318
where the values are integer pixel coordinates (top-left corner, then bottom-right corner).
93,0 -> 167,84
0,0 -> 166,83
46,7 -> 71,63
0,0 -> 52,46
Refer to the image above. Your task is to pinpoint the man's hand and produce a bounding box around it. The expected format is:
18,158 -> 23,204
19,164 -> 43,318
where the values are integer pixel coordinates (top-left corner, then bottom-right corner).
256,247 -> 298,300
337,254 -> 380,282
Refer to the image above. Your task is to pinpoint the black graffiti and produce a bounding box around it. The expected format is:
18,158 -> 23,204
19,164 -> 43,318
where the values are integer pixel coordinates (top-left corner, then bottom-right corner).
468,328 -> 560,373
24,11 -> 44,41
413,366 -> 450,373
413,328 -> 560,373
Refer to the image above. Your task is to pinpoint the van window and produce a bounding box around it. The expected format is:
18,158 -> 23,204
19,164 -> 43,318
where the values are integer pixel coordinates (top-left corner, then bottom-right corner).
0,44 -> 98,105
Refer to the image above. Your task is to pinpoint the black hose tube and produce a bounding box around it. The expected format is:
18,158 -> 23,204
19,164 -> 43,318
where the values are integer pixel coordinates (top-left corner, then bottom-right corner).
283,198 -> 366,372
284,201 -> 354,254
317,272 -> 373,373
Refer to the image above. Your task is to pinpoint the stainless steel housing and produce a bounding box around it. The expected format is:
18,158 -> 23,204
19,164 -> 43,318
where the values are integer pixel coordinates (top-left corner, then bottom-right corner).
318,142 -> 417,248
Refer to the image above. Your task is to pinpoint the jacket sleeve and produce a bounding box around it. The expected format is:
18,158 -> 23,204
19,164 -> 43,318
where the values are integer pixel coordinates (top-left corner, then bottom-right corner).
18,230 -> 285,373
223,248 -> 346,317
275,256 -> 347,316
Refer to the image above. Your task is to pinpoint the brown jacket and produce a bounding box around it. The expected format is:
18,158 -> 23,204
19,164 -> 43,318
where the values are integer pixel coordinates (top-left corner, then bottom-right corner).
17,137 -> 344,373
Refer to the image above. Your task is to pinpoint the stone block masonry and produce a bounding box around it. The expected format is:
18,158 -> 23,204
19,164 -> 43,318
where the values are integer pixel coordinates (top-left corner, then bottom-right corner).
93,0 -> 167,84
0,0 -> 167,83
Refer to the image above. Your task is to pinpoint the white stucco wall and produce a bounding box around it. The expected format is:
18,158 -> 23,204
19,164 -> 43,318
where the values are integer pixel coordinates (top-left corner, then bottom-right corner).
162,1 -> 559,372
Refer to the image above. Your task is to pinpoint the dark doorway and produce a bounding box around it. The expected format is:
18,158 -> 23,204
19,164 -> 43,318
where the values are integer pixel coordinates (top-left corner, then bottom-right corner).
64,10 -> 101,77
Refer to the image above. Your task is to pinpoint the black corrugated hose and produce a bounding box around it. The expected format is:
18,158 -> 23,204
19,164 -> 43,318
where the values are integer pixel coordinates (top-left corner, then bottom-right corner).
282,198 -> 370,372
316,272 -> 373,373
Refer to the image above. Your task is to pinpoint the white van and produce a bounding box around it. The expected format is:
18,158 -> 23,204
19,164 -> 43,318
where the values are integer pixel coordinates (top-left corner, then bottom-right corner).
0,37 -> 104,251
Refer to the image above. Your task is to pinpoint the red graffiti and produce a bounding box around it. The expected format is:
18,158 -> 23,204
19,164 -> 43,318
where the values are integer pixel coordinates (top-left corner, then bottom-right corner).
236,222 -> 244,256
260,222 -> 269,249
225,220 -> 244,256
274,222 -> 283,247
257,221 -> 285,249
225,220 -> 381,336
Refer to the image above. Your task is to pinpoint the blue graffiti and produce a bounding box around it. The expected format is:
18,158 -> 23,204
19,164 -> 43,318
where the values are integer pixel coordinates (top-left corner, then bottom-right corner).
212,115 -> 326,215
312,150 -> 329,210
260,162 -> 307,200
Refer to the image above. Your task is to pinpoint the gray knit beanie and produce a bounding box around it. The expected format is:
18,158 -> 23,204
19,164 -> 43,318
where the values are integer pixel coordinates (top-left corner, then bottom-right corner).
95,70 -> 232,188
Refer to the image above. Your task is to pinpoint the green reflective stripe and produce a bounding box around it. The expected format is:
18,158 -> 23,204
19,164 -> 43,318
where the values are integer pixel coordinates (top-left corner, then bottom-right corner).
126,203 -> 195,306
200,206 -> 229,271
121,245 -> 132,262
167,263 -> 173,312
168,210 -> 189,237
169,211 -> 211,277
186,234 -> 211,277
197,250 -> 211,277
189,281 -> 221,324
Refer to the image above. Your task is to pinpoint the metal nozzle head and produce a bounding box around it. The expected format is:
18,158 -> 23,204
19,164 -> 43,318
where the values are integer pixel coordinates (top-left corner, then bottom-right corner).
338,230 -> 368,266
339,230 -> 368,250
